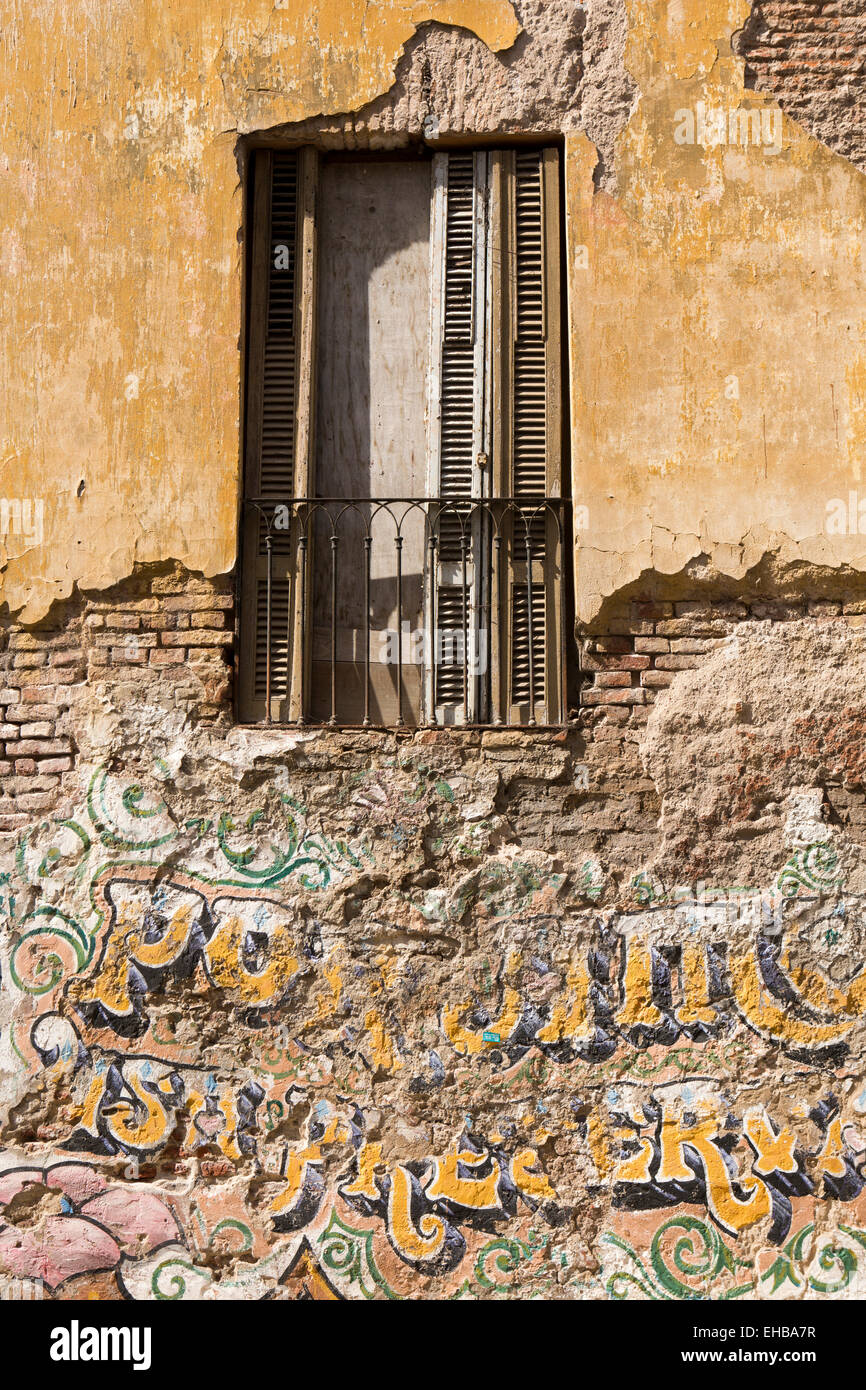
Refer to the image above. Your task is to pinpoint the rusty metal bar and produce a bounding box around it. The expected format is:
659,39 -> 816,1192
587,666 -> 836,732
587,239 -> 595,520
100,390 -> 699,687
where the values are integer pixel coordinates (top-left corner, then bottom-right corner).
264,530 -> 273,725
363,533 -> 372,728
296,519 -> 308,726
426,527 -> 438,726
461,525 -> 469,726
245,497 -> 565,730
395,533 -> 404,727
525,520 -> 536,728
329,524 -> 338,726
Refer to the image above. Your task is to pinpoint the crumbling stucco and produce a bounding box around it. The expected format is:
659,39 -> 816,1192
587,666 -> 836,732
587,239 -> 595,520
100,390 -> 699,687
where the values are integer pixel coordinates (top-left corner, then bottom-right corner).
6,0 -> 866,624
568,0 -> 866,623
5,0 -> 866,1303
4,595 -> 866,1296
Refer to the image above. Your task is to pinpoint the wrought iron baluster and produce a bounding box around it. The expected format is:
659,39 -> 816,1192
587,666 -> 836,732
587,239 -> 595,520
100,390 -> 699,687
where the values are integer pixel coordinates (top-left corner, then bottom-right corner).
492,528 -> 503,726
329,524 -> 339,726
264,529 -> 273,725
395,532 -> 404,728
461,522 -> 469,726
296,518 -> 308,726
363,532 -> 372,728
525,518 -> 536,728
426,525 -> 438,726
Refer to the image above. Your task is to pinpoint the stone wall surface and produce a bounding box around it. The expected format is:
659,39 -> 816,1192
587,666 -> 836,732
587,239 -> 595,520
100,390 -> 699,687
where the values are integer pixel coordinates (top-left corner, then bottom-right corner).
2,568 -> 866,1298
3,0 -> 866,1301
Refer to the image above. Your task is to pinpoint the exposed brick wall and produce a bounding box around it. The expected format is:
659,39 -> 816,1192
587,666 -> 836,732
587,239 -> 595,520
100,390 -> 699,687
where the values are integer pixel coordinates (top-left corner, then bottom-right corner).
736,1 -> 866,171
581,593 -> 866,718
6,565 -> 866,875
0,567 -> 234,831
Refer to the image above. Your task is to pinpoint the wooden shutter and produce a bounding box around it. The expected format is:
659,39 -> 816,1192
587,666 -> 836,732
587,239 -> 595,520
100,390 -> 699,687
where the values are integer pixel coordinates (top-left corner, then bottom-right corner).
427,146 -> 563,727
239,149 -> 318,722
495,147 -> 563,725
426,152 -> 491,724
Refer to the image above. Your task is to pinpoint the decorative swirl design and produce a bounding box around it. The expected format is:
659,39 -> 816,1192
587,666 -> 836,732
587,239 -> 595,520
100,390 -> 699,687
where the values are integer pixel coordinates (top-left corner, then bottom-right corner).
9,909 -> 91,995
777,843 -> 843,898
318,1210 -> 399,1300
151,1258 -> 213,1301
606,1217 -> 752,1301
209,1219 -> 254,1253
473,1238 -> 531,1289
88,767 -> 177,851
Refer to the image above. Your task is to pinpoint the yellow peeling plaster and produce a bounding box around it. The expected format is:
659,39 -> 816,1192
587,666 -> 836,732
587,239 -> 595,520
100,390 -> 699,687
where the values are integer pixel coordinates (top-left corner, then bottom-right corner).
567,0 -> 866,621
0,1 -> 520,621
6,0 -> 866,627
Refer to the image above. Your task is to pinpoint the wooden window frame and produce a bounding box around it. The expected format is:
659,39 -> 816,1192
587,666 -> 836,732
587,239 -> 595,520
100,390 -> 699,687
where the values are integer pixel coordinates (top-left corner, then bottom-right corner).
238,143 -> 567,727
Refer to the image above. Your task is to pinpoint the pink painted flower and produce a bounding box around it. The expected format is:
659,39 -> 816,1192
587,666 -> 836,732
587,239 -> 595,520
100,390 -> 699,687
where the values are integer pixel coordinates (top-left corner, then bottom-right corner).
0,1160 -> 182,1291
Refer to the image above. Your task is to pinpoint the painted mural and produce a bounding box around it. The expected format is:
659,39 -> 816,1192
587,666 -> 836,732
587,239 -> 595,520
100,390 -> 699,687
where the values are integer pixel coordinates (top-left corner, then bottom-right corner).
1,762 -> 865,1299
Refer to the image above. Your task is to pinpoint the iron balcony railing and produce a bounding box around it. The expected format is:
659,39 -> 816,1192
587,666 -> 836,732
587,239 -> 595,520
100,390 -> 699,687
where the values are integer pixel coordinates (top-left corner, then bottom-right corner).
242,497 -> 569,729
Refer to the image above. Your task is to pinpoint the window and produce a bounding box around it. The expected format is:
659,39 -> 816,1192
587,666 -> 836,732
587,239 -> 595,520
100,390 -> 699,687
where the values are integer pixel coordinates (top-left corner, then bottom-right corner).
238,144 -> 567,727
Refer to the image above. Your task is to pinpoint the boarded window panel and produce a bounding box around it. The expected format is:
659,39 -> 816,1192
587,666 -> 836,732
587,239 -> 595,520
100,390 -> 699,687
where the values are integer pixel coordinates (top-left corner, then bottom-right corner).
311,157 -> 432,725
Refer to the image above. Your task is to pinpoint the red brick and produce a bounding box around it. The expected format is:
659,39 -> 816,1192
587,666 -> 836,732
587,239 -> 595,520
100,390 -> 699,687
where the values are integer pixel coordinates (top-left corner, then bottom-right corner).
581,653 -> 650,672
20,682 -> 60,699
634,637 -> 670,653
9,774 -> 59,792
149,649 -> 186,666
655,619 -> 729,638
654,655 -> 702,670
14,738 -> 73,756
160,630 -> 232,647
669,638 -> 711,654
111,646 -> 148,664
38,756 -> 74,773
162,594 -> 234,613
14,791 -> 58,811
583,688 -> 647,706
19,722 -> 53,737
190,612 -> 228,629
588,636 -> 633,654
641,670 -> 675,687
593,672 -> 633,688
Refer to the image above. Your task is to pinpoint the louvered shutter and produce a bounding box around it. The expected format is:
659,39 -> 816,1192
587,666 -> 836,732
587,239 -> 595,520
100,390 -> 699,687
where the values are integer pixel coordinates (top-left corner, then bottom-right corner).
426,152 -> 491,724
427,147 -> 563,727
497,148 -> 563,725
239,149 -> 318,722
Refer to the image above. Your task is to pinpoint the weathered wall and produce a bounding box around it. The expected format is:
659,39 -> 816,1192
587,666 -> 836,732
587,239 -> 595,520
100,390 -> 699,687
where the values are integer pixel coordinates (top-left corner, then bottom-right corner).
3,0 -> 866,1301
568,0 -> 866,620
5,0 -> 866,623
